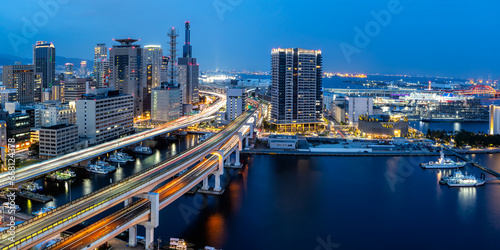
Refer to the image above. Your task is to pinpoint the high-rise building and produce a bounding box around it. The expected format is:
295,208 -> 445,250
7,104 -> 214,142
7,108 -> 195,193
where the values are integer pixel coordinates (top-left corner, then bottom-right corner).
0,86 -> 18,105
143,45 -> 163,115
167,28 -> 179,87
64,78 -> 87,102
270,48 -> 323,131
2,65 -> 37,104
490,105 -> 500,135
94,44 -> 109,88
76,89 -> 134,145
80,61 -> 87,77
33,41 -> 56,89
0,111 -> 31,148
151,83 -> 182,123
64,63 -> 74,80
177,21 -> 199,105
108,39 -> 146,117
226,87 -> 247,121
160,56 -> 169,83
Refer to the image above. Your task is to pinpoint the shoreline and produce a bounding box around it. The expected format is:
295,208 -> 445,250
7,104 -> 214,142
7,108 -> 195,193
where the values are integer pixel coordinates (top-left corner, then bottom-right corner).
242,149 -> 441,157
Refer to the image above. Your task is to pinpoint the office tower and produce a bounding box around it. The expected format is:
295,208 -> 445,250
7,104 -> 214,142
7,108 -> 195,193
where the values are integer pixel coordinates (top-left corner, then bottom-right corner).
178,21 -> 199,105
270,48 -> 323,131
490,105 -> 500,135
39,124 -> 78,159
167,28 -> 179,85
226,87 -> 247,121
33,41 -> 56,89
160,56 -> 169,83
108,39 -> 146,117
2,65 -> 36,104
143,45 -> 163,115
76,90 -> 134,145
151,83 -> 182,123
64,78 -> 87,102
64,63 -> 74,80
80,61 -> 87,77
94,44 -> 109,88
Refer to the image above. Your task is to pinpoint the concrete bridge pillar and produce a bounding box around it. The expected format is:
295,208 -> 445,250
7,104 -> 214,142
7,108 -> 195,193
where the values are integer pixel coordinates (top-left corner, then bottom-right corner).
217,150 -> 225,175
235,148 -> 241,167
144,224 -> 155,250
123,198 -> 138,247
128,225 -> 137,247
201,177 -> 209,190
137,192 -> 159,250
214,172 -> 222,192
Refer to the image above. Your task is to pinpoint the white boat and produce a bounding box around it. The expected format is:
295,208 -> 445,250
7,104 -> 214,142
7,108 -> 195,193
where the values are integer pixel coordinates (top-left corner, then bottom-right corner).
447,174 -> 485,187
420,151 -> 466,169
107,155 -> 128,163
169,238 -> 187,250
86,165 -> 109,174
2,202 -> 20,212
97,160 -> 116,172
32,206 -> 56,216
134,146 -> 153,155
117,152 -> 134,161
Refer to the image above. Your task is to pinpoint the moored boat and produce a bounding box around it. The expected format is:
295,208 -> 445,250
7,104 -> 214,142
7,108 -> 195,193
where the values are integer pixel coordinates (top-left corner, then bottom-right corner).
421,151 -> 466,169
134,146 -> 153,155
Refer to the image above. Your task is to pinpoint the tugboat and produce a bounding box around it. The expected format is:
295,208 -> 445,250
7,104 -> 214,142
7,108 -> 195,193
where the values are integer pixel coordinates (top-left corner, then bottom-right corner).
46,169 -> 76,181
420,151 -> 466,169
32,206 -> 56,216
134,146 -> 153,155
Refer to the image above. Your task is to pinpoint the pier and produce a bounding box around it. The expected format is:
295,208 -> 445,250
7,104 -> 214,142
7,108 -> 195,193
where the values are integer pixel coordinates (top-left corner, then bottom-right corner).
450,151 -> 500,179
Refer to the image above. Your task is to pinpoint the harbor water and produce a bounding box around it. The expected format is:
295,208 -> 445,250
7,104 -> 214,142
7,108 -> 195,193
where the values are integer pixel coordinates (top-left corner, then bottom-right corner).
16,136 -> 500,249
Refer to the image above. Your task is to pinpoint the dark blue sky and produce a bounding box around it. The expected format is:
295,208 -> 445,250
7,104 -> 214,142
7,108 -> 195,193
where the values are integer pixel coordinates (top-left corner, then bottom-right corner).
1,0 -> 499,78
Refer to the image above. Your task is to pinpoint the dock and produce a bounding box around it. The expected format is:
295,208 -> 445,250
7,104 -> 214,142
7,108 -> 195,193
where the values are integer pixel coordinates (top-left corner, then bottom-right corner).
16,191 -> 53,203
450,151 -> 500,178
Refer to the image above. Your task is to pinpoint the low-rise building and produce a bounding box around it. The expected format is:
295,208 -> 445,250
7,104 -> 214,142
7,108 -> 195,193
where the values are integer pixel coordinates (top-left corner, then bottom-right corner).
226,87 -> 247,121
39,123 -> 78,159
268,135 -> 298,149
151,84 -> 182,123
358,114 -> 409,138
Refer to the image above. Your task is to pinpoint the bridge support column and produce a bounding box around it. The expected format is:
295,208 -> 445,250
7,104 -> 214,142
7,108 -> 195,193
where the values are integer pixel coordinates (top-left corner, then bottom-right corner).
144,224 -> 155,250
128,225 -> 137,247
138,192 -> 160,250
214,172 -> 222,192
201,177 -> 209,190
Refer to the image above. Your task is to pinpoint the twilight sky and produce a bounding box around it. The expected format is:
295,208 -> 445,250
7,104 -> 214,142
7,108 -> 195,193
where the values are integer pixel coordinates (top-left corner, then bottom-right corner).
0,0 -> 499,78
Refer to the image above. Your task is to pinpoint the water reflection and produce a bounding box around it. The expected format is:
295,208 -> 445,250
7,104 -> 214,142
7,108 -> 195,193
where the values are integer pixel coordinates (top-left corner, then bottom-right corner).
206,213 -> 226,247
457,187 -> 477,218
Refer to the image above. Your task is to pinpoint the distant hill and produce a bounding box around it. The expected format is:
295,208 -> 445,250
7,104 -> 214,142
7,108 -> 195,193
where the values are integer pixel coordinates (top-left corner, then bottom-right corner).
0,54 -> 93,69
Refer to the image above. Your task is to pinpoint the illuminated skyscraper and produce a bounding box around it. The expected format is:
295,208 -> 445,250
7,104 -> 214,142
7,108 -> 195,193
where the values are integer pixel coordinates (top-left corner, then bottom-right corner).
80,61 -> 87,77
143,45 -> 163,114
270,48 -> 323,131
108,39 -> 146,117
64,63 -> 74,80
178,21 -> 199,104
93,44 -> 109,88
33,41 -> 56,89
2,65 -> 36,104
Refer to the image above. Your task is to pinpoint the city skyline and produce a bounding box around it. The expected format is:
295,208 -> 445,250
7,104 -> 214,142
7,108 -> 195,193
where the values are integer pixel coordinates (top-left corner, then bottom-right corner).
0,0 -> 499,79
